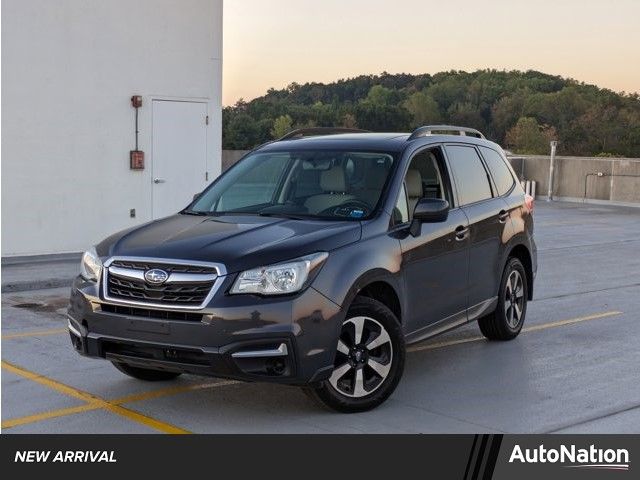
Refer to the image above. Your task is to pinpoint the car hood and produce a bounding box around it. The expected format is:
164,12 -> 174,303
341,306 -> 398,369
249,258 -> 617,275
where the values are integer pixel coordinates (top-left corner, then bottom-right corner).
96,214 -> 361,274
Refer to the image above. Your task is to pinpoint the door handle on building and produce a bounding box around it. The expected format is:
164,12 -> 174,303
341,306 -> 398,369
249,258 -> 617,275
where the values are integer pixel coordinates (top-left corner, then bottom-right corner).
455,226 -> 469,241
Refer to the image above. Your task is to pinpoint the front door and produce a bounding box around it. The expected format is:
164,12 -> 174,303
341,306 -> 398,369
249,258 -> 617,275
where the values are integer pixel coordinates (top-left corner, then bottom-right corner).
396,147 -> 471,339
152,100 -> 208,218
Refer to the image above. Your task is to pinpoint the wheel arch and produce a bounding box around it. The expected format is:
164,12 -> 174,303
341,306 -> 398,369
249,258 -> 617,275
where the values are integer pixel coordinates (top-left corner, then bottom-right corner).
342,270 -> 403,324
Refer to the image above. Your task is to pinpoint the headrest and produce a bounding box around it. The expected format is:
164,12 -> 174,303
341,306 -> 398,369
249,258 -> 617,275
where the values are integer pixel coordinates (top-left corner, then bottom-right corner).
406,169 -> 423,198
320,166 -> 347,193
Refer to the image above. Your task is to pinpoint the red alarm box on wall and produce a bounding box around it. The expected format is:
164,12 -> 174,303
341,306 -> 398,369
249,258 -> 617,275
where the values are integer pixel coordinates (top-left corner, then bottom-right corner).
130,150 -> 144,170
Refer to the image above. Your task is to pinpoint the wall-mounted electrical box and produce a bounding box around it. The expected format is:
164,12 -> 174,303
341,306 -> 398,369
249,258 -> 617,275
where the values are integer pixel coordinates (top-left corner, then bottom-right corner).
130,150 -> 144,170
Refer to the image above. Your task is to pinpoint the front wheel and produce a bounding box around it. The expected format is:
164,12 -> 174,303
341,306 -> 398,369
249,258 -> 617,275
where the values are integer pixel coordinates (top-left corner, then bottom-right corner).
478,257 -> 528,340
304,296 -> 405,413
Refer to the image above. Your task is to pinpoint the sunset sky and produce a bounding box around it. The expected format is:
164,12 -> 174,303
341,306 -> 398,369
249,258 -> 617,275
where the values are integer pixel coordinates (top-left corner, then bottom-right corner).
223,0 -> 640,106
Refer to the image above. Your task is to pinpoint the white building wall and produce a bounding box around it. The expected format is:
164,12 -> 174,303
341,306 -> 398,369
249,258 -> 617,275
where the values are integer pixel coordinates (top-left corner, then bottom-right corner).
1,0 -> 223,256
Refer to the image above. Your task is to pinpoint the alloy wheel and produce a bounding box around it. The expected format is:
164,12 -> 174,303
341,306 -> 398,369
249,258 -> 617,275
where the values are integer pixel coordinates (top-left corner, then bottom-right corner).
504,270 -> 525,328
328,316 -> 393,398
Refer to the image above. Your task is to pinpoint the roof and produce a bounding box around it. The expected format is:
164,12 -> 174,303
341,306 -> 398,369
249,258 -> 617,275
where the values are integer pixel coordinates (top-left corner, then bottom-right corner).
258,132 -> 502,154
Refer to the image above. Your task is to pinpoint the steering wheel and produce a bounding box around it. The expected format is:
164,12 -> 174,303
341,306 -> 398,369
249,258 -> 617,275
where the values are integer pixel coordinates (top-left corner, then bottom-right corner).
318,200 -> 371,217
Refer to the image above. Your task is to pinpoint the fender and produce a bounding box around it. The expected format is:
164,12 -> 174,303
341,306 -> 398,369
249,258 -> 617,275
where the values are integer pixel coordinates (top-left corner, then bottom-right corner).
311,231 -> 404,316
500,232 -> 536,300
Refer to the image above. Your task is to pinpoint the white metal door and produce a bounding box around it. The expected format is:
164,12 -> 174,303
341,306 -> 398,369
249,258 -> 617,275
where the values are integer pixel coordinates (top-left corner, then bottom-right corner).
152,100 -> 208,218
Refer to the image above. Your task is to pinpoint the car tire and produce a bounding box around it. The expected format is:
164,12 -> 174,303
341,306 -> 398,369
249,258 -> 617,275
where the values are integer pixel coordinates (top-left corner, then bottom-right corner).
478,257 -> 528,341
304,296 -> 405,413
111,361 -> 182,381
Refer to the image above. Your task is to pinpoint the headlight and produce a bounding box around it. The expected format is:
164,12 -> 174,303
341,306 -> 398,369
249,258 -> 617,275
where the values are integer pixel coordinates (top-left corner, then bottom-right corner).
80,247 -> 103,281
230,252 -> 328,295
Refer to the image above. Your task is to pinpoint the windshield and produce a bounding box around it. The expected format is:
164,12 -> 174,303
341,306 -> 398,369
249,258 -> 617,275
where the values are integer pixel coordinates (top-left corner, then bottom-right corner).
188,150 -> 396,220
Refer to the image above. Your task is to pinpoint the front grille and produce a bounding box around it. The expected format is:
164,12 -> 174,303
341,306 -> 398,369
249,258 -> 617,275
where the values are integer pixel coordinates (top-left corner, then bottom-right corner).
103,258 -> 221,308
100,304 -> 203,322
110,260 -> 217,275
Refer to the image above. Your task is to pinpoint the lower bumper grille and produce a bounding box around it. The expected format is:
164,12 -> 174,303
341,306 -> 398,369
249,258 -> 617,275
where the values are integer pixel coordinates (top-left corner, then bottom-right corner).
100,304 -> 203,322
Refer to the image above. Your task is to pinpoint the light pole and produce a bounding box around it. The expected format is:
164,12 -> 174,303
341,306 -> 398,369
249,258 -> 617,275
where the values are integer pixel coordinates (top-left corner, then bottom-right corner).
547,140 -> 558,201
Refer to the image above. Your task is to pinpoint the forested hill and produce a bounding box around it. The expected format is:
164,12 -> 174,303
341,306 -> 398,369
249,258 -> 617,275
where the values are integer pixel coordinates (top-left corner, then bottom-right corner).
222,70 -> 640,157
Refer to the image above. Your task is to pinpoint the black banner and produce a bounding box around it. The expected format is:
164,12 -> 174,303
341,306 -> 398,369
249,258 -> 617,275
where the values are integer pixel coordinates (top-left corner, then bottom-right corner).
1,435 -> 637,478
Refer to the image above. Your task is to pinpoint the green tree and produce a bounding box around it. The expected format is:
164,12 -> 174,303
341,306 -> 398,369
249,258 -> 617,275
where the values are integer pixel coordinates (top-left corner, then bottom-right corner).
341,113 -> 358,129
221,70 -> 640,156
223,113 -> 261,150
505,117 -> 557,154
270,114 -> 293,139
365,85 -> 395,106
404,91 -> 441,126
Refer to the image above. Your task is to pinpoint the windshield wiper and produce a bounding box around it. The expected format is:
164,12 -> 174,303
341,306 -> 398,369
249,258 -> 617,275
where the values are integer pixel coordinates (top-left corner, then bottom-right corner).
258,212 -> 309,220
181,210 -> 208,216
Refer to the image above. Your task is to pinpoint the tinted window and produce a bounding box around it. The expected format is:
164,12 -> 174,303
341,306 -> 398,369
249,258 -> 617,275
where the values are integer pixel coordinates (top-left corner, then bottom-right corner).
445,146 -> 493,206
480,146 -> 515,196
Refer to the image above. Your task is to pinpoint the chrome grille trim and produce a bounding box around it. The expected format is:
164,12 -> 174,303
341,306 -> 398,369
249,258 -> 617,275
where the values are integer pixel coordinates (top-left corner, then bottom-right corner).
109,265 -> 218,284
101,256 -> 227,311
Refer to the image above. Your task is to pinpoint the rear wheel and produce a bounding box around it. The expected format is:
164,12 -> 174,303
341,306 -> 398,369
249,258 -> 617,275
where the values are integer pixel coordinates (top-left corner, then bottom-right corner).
478,257 -> 528,340
111,361 -> 182,381
305,296 -> 405,413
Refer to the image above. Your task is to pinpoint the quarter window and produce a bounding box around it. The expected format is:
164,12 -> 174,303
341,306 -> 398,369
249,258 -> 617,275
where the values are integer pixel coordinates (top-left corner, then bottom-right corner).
480,146 -> 515,196
445,146 -> 493,206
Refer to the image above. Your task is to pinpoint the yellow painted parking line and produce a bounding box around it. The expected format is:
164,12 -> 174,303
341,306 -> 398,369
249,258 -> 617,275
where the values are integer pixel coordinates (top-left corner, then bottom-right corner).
407,310 -> 622,353
521,310 -> 622,333
1,360 -> 190,434
2,328 -> 68,340
2,404 -> 100,429
1,375 -> 240,430
113,379 -> 240,404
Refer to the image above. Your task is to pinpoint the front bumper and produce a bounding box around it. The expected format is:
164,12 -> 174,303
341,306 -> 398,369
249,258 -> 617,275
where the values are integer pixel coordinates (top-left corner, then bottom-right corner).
68,276 -> 343,385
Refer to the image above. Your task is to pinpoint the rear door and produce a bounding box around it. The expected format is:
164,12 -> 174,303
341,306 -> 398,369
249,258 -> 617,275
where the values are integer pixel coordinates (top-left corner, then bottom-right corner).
444,144 -> 507,312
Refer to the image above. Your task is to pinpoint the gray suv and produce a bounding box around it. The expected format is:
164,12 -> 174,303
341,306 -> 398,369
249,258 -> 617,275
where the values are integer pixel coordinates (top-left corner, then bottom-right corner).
68,125 -> 536,412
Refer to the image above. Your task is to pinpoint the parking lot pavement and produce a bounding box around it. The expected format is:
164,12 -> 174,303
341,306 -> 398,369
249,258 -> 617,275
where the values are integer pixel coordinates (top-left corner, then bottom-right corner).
2,201 -> 640,433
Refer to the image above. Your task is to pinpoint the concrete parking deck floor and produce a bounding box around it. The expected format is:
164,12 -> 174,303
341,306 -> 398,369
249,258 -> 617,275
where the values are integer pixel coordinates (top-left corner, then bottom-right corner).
2,201 -> 640,433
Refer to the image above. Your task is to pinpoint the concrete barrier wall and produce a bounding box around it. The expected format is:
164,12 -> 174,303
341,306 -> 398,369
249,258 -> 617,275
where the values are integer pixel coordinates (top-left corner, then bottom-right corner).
222,150 -> 640,205
508,155 -> 640,205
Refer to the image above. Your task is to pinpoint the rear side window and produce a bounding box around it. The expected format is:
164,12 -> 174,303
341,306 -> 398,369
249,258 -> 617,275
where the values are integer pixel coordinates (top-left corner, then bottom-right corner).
445,145 -> 493,206
480,146 -> 515,196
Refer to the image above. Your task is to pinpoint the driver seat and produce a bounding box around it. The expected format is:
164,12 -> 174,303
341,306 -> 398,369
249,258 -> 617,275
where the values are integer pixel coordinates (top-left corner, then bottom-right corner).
304,166 -> 355,214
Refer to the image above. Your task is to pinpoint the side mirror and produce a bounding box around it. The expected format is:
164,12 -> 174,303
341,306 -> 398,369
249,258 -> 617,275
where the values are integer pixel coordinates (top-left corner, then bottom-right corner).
409,198 -> 450,236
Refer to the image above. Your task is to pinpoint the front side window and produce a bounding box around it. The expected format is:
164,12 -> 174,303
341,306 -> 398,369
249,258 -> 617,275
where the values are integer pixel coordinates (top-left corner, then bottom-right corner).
395,148 -> 451,223
189,150 -> 395,220
445,145 -> 493,206
479,146 -> 515,196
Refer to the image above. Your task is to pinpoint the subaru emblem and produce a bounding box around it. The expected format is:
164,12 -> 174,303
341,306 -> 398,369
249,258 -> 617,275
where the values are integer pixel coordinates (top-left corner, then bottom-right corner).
144,269 -> 169,285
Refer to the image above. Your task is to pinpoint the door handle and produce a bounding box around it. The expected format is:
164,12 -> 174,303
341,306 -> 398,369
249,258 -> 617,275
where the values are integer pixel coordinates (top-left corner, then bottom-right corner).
455,225 -> 469,241
153,178 -> 166,184
498,210 -> 510,223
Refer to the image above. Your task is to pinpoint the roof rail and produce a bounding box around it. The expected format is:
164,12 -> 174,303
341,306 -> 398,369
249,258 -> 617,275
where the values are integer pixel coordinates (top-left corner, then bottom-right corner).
278,127 -> 370,141
407,125 -> 485,141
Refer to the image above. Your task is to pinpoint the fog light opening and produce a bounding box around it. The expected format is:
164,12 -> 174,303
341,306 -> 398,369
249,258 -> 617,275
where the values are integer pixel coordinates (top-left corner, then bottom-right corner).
266,357 -> 286,376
